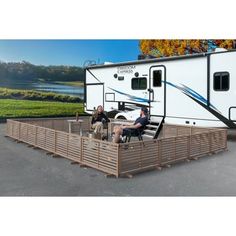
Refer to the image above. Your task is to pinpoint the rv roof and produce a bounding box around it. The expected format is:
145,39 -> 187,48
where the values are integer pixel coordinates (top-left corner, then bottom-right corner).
86,49 -> 236,69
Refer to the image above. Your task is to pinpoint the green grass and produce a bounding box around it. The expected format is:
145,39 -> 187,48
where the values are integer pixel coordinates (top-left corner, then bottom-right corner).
0,99 -> 84,118
0,87 -> 82,103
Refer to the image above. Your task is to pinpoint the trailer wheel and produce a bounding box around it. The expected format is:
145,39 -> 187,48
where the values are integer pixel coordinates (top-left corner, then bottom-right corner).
116,116 -> 127,120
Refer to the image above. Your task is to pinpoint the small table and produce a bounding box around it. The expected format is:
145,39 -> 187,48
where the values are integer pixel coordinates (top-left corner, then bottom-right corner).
67,119 -> 84,135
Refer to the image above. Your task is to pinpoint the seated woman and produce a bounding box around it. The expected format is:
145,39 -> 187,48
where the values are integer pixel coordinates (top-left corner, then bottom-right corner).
112,107 -> 149,143
91,105 -> 110,138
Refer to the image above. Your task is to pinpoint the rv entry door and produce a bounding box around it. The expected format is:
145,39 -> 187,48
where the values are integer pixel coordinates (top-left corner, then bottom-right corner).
149,66 -> 165,117
86,83 -> 104,111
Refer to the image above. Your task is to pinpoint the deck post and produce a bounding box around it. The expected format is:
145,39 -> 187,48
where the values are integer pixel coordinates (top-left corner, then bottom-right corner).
117,144 -> 120,177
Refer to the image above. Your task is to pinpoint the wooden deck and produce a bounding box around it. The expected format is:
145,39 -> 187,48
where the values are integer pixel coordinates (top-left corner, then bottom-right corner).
6,117 -> 228,177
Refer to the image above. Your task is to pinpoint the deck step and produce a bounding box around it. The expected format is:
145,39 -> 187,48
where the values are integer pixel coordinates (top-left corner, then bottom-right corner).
144,130 -> 156,135
146,124 -> 159,129
142,134 -> 154,139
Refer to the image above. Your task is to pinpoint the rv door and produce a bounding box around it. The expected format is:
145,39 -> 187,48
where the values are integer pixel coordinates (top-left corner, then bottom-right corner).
86,83 -> 104,111
149,66 -> 165,117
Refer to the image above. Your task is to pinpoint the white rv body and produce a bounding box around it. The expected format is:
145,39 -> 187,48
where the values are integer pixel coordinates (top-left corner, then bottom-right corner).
84,50 -> 236,128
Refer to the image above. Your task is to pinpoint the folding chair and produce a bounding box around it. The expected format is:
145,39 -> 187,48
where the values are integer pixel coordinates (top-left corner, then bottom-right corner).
121,120 -> 150,143
122,129 -> 143,143
90,116 -> 109,141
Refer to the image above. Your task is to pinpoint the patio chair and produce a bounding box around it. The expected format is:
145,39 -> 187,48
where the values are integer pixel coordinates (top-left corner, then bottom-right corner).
121,129 -> 143,143
89,112 -> 109,141
122,118 -> 165,142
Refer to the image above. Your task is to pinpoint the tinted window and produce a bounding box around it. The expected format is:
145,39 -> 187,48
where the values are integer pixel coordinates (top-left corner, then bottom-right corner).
222,74 -> 229,90
214,72 -> 230,91
132,77 -> 147,90
153,70 -> 162,87
214,74 -> 221,90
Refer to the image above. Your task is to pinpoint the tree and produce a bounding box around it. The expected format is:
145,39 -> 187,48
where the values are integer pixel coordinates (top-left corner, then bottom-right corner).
0,61 -> 84,82
139,40 -> 236,58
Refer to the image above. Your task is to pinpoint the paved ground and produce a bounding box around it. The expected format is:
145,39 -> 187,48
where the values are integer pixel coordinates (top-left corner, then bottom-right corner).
1,123 -> 236,196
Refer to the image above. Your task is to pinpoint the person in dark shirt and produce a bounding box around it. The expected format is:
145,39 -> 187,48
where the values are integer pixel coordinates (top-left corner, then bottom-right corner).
91,105 -> 110,136
112,107 -> 149,143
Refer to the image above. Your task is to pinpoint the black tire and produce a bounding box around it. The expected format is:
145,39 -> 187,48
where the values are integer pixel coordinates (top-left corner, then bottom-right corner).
116,116 -> 127,120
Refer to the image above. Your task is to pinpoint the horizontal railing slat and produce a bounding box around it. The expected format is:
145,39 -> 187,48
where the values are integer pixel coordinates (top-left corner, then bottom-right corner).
5,118 -> 228,177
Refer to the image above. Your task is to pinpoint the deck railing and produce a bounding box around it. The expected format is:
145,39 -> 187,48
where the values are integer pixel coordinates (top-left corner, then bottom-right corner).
6,118 -> 227,177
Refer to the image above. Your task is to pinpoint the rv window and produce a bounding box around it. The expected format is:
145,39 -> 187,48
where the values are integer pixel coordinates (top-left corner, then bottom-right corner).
213,72 -> 230,91
131,77 -> 147,90
153,70 -> 162,87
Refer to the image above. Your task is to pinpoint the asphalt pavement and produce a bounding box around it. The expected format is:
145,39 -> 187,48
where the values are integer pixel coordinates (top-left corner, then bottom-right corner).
1,123 -> 236,196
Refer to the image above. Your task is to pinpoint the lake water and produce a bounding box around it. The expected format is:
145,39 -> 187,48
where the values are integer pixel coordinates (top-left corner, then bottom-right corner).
0,82 -> 84,99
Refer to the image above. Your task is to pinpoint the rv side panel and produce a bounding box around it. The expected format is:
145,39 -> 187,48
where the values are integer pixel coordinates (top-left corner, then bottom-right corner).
210,52 -> 236,121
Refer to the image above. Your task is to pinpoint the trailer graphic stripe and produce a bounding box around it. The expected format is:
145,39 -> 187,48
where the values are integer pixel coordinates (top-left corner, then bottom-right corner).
108,87 -> 149,103
184,93 -> 236,128
87,69 -> 102,83
165,81 -> 236,128
165,81 -> 218,111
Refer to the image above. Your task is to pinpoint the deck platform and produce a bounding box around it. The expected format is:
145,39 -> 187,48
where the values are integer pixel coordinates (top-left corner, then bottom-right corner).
5,117 -> 228,177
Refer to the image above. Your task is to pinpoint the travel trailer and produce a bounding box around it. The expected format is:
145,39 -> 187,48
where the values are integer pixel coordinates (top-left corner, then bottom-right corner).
84,49 -> 236,129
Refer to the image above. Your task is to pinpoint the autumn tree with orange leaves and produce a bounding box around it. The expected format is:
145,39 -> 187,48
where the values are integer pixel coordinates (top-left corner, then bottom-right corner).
139,40 -> 236,58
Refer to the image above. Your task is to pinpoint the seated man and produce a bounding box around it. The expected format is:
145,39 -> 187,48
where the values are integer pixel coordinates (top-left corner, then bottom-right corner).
112,107 -> 149,143
91,105 -> 110,138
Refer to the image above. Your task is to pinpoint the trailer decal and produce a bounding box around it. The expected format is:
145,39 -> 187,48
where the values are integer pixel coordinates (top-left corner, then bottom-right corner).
87,69 -> 102,83
108,87 -> 149,103
184,93 -> 236,128
165,81 -> 218,111
165,81 -> 236,128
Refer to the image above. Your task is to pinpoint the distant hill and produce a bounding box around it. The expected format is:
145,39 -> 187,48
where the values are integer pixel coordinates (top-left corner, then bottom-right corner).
0,61 -> 84,83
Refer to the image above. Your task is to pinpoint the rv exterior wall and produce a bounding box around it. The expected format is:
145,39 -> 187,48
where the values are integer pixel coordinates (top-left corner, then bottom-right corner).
86,65 -> 149,119
164,57 -> 216,124
85,51 -> 236,128
210,52 -> 236,119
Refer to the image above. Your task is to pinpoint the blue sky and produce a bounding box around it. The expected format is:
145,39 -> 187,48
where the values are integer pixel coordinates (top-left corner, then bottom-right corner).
0,40 -> 140,67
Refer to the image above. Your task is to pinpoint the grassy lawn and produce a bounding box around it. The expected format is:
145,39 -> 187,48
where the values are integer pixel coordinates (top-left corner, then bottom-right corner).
0,99 -> 84,118
0,87 -> 82,103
